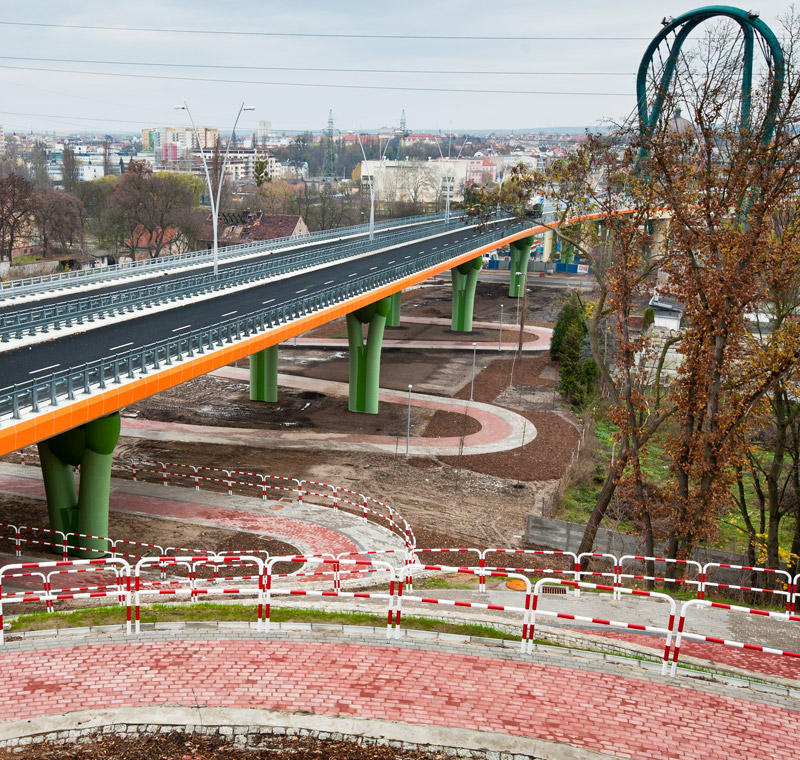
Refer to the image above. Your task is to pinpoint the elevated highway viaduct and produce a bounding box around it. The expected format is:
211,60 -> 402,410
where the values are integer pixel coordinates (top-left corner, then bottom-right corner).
0,212 -> 551,548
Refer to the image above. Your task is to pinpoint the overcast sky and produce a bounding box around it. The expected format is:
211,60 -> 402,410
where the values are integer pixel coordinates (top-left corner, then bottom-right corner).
0,1 -> 794,136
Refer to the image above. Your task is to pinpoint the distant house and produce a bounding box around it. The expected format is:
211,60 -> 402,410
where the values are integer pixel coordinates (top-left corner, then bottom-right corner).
245,213 -> 309,240
199,212 -> 309,248
125,224 -> 188,259
649,293 -> 685,331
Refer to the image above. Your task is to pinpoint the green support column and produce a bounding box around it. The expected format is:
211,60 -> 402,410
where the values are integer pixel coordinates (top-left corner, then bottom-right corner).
509,237 -> 534,298
387,291 -> 402,327
451,255 -> 482,332
37,413 -> 121,557
347,297 -> 392,414
249,345 -> 278,402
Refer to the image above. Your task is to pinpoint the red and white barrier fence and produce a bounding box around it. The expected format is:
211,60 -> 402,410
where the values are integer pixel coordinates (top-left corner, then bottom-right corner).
409,548 -> 483,591
132,554 -> 267,632
482,548 -> 581,596
398,563 -> 533,652
700,563 -> 792,612
265,555 -> 396,637
2,554 -> 798,678
12,449 -> 418,552
0,558 -> 131,643
531,578 -> 677,675
617,555 -> 702,600
669,599 -> 800,676
0,523 -> 67,559
795,573 -> 800,614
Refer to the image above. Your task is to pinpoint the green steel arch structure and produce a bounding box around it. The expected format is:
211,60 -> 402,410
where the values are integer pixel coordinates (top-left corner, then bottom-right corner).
636,6 -> 785,144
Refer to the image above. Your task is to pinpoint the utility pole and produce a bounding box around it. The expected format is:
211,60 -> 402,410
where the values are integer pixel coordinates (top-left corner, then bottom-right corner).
323,109 -> 336,182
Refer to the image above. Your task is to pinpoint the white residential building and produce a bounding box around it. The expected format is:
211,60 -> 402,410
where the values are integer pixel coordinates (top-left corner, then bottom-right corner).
190,148 -> 278,183
359,156 -> 500,205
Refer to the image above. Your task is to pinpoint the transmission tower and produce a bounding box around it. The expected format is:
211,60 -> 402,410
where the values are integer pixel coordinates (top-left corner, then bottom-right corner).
396,108 -> 408,160
323,109 -> 336,182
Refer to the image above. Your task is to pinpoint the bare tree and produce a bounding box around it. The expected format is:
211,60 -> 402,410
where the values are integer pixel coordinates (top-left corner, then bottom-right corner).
29,140 -> 50,186
108,161 -> 202,259
31,186 -> 85,255
61,146 -> 80,194
0,173 -> 34,261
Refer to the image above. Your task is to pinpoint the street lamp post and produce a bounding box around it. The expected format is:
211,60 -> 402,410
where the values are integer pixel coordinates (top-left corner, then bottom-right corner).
470,342 -> 477,401
175,101 -> 255,276
436,133 -> 468,222
406,384 -> 413,456
499,304 -> 504,351
353,130 -> 394,241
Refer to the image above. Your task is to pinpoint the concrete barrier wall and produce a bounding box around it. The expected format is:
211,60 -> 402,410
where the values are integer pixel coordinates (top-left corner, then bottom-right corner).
525,514 -> 748,566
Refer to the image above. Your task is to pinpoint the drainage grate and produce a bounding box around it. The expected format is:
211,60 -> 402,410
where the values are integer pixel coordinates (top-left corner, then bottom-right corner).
542,585 -> 567,595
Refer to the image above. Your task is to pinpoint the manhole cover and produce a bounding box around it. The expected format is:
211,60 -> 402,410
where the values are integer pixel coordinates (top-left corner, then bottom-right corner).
506,579 -> 527,591
270,504 -> 284,511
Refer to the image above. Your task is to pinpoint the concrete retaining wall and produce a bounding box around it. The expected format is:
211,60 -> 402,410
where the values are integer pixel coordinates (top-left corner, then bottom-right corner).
525,514 -> 748,566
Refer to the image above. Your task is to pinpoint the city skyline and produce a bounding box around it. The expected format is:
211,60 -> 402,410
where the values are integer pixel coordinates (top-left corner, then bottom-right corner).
0,1 -> 794,135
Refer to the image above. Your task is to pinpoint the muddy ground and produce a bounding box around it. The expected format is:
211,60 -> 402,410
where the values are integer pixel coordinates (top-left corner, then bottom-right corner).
2,279 -> 588,551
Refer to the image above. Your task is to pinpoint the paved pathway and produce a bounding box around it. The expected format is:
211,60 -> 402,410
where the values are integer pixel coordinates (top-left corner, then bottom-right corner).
0,632 -> 796,760
120,317 -> 547,456
295,316 -> 552,352
120,366 -> 534,456
2,462 -> 799,682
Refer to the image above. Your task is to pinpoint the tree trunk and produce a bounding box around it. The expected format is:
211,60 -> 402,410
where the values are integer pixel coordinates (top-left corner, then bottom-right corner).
577,449 -> 628,565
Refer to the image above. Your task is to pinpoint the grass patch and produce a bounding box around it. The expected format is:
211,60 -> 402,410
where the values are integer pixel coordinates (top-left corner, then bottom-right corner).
10,255 -> 39,266
8,602 -> 519,641
412,574 -> 481,590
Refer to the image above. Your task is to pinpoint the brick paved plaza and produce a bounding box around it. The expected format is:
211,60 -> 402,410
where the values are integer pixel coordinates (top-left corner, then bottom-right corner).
0,633 -> 797,759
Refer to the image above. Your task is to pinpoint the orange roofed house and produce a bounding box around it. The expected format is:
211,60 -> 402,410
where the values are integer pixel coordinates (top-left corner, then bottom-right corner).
200,212 -> 309,248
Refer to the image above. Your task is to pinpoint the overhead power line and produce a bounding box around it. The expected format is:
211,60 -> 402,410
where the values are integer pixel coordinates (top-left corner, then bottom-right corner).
0,20 -> 650,41
0,64 -> 630,96
0,108 -> 156,126
0,55 -> 636,77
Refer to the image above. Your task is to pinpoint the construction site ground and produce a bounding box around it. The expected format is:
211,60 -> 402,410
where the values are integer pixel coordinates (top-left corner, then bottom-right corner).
49,279 -> 578,552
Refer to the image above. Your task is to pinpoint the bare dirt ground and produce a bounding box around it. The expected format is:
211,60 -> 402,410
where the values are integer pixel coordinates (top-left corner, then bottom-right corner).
1,280 -> 585,553
0,731 -> 450,760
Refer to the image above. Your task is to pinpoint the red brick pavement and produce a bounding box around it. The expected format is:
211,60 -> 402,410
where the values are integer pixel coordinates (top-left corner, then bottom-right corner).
0,639 -> 796,760
573,628 -> 800,681
109,491 -> 361,557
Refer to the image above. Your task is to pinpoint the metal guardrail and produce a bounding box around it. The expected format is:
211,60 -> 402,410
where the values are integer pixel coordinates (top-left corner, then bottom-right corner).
0,213 -> 450,297
0,217 -> 472,342
0,220 -> 531,422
